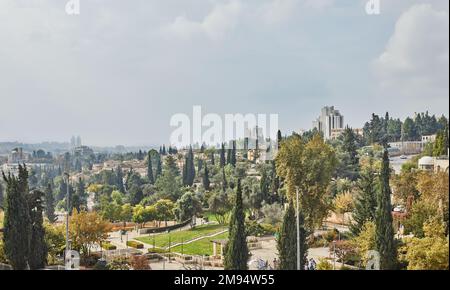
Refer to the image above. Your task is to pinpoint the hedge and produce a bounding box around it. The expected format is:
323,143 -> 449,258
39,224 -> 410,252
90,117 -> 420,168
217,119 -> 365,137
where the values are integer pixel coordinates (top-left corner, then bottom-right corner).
139,219 -> 192,234
148,247 -> 168,254
102,243 -> 117,250
127,241 -> 144,249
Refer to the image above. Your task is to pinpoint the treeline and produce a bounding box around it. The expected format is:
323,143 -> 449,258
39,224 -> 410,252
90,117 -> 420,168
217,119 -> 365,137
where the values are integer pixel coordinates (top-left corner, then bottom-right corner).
363,112 -> 448,144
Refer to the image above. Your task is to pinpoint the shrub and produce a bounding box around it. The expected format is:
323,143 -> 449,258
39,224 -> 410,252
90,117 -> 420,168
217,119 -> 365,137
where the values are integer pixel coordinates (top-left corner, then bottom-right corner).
93,259 -> 108,270
127,241 -> 144,249
317,258 -> 333,270
246,221 -> 275,237
323,229 -> 340,243
147,247 -> 168,254
260,223 -> 278,235
80,253 -> 101,267
130,255 -> 151,270
102,243 -> 117,250
107,257 -> 130,270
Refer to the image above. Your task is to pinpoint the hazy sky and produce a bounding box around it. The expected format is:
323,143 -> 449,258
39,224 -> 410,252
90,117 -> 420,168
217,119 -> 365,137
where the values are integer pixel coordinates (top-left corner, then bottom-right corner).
0,0 -> 448,147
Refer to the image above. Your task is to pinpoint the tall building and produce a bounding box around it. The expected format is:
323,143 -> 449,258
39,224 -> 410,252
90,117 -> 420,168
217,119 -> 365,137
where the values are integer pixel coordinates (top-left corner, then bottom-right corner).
313,106 -> 344,140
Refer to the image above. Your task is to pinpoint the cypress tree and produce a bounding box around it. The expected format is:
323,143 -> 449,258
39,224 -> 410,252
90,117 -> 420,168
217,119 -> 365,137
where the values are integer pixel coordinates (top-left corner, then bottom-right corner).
226,148 -> 232,165
210,151 -> 215,166
243,138 -> 249,159
203,165 -> 210,191
220,143 -> 226,167
155,156 -> 162,180
197,158 -> 203,174
0,181 -> 4,210
27,190 -> 47,269
224,180 -> 249,270
2,165 -> 31,270
350,157 -> 377,235
277,202 -> 307,270
182,159 -> 188,186
277,130 -> 283,148
185,147 -> 196,186
147,154 -> 154,184
375,149 -> 397,270
116,166 -> 125,193
231,141 -> 237,167
254,138 -> 260,161
222,167 -> 227,193
45,183 -> 57,223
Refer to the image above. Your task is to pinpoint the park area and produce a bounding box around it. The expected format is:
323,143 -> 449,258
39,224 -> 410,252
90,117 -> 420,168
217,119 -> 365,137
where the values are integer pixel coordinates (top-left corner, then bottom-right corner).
134,223 -> 227,254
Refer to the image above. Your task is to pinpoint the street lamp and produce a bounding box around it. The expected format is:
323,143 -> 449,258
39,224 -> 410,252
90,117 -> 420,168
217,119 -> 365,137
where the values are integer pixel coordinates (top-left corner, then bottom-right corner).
296,186 -> 301,270
168,230 -> 171,263
333,241 -> 336,270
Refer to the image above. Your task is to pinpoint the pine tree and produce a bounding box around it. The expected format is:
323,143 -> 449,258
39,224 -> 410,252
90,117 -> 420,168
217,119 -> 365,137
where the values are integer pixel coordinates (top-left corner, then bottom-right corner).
45,183 -> 57,223
27,190 -> 47,269
277,202 -> 307,270
203,165 -> 210,191
350,158 -> 377,235
147,154 -> 154,184
342,127 -> 359,169
375,149 -> 397,270
2,165 -> 31,270
224,180 -> 249,270
129,185 -> 144,206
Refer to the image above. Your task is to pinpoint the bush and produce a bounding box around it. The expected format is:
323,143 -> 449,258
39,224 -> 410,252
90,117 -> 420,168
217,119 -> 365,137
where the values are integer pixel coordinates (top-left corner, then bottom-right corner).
147,247 -> 168,254
127,241 -> 144,249
246,221 -> 275,237
317,258 -> 333,270
102,243 -> 117,250
93,259 -> 108,270
80,253 -> 101,267
107,257 -> 130,270
260,223 -> 278,235
323,229 -> 340,243
309,238 -> 328,248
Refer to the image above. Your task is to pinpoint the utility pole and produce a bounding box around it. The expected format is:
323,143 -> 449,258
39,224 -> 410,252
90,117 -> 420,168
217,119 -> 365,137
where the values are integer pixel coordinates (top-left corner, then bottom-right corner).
64,172 -> 71,267
296,186 -> 301,270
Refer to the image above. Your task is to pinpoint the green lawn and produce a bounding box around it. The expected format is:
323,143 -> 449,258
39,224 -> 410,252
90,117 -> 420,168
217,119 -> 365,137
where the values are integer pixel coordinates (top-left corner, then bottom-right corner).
135,224 -> 226,248
170,232 -> 228,256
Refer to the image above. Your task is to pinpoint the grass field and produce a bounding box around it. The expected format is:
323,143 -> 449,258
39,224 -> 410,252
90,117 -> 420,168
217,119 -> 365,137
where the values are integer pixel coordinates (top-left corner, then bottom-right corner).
135,224 -> 226,248
170,232 -> 228,256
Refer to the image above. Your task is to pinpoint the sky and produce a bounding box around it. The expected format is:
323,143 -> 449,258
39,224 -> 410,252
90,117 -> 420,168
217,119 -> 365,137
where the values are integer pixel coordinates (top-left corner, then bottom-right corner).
0,0 -> 448,147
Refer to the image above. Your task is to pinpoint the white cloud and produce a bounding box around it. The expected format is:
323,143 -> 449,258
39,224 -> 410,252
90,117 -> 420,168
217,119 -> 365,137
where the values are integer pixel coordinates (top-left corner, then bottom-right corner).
164,0 -> 242,41
304,0 -> 334,10
261,0 -> 299,24
373,4 -> 449,102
